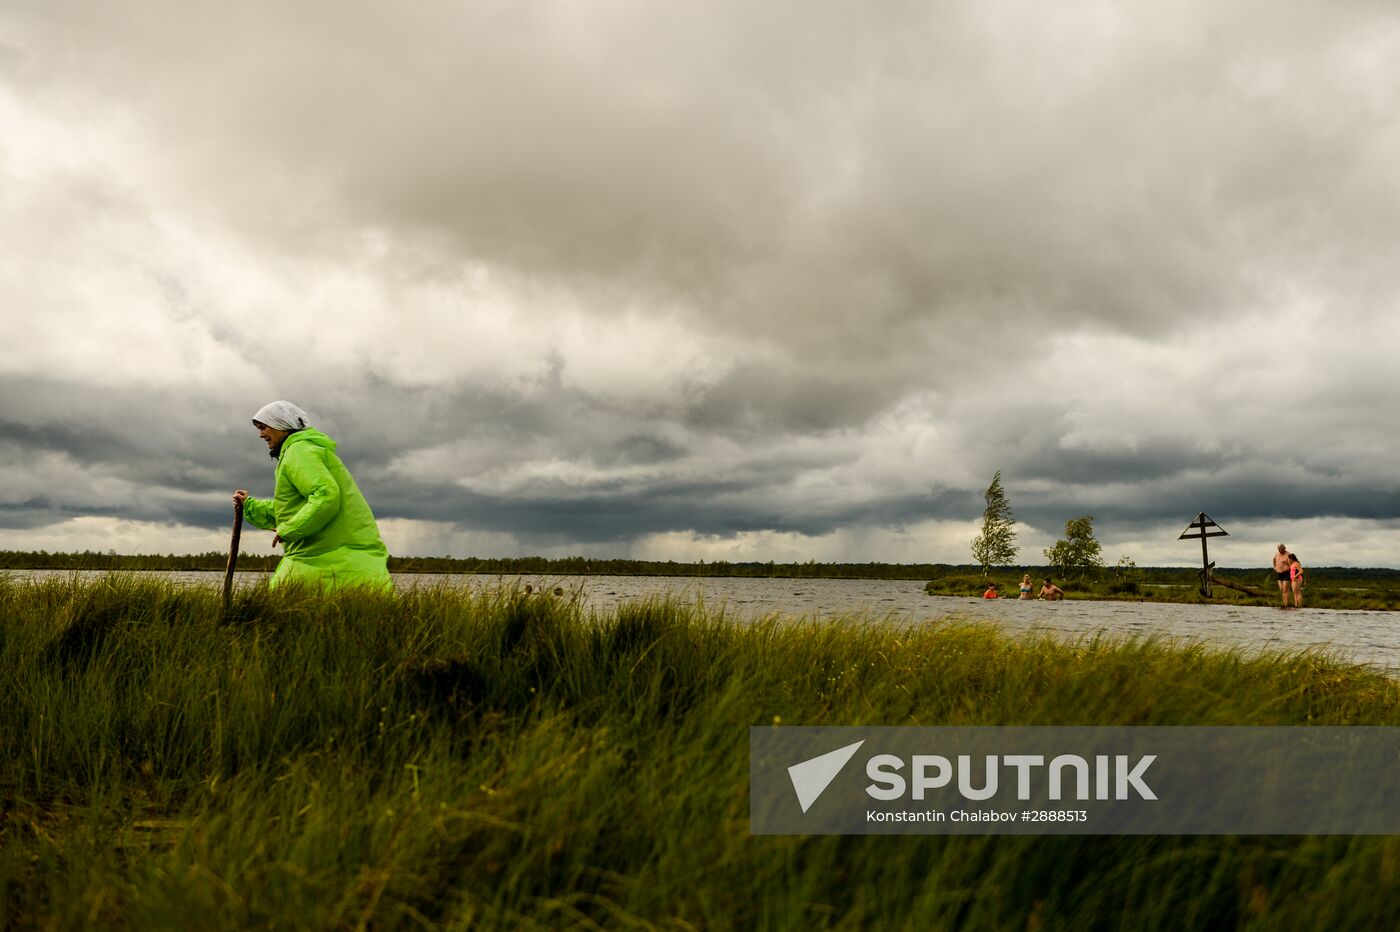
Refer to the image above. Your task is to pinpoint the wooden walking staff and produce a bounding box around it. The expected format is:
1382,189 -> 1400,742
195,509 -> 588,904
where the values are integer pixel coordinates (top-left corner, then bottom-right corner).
223,499 -> 243,611
1178,512 -> 1227,598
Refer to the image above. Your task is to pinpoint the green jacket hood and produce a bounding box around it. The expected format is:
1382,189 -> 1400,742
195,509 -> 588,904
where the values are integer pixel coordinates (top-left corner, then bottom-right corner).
279,427 -> 337,456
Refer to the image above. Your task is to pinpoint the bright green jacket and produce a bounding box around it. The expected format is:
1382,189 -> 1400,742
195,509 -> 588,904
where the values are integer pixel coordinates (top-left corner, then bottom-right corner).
242,428 -> 392,592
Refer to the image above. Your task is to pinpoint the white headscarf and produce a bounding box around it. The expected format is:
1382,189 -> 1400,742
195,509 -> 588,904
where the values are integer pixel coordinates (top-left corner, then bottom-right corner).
252,400 -> 310,431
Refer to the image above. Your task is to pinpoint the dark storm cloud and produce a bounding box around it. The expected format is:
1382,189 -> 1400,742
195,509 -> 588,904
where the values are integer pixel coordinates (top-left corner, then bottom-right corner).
680,363 -> 903,434
364,470 -> 962,545
0,375 -> 266,527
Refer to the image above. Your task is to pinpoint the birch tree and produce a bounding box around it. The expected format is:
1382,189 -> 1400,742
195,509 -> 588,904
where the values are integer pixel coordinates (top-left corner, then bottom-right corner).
970,470 -> 1017,575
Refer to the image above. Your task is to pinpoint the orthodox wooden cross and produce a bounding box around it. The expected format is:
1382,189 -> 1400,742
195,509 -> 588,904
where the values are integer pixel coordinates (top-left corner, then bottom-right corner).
1178,512 -> 1228,597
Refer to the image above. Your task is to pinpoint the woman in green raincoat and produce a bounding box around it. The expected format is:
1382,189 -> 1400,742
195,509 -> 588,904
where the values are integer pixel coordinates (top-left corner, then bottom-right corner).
232,401 -> 392,592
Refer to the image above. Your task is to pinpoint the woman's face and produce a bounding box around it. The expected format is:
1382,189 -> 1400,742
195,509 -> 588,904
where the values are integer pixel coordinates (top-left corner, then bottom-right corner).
254,421 -> 292,452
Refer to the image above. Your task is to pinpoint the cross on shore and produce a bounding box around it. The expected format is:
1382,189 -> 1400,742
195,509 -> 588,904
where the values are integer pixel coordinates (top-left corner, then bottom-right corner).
1178,512 -> 1227,598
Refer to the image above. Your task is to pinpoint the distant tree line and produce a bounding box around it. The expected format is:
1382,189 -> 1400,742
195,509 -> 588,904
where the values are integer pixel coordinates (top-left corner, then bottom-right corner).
0,550 -> 955,579
0,550 -> 280,572
3,550 -> 1397,584
387,557 -> 956,578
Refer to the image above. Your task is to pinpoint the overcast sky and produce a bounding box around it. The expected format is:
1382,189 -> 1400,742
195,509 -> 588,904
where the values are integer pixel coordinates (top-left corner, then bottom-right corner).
3,2 -> 1400,568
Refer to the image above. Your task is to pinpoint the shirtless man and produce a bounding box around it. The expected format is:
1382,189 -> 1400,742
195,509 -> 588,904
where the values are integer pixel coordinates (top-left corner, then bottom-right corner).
1273,544 -> 1293,607
1039,578 -> 1065,601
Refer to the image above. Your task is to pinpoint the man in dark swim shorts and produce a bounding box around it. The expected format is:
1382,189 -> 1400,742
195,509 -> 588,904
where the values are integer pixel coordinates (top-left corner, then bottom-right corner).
1273,543 -> 1293,607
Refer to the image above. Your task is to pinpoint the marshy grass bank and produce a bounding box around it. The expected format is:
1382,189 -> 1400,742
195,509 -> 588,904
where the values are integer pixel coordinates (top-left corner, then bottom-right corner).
926,568 -> 1400,611
3,575 -> 1400,930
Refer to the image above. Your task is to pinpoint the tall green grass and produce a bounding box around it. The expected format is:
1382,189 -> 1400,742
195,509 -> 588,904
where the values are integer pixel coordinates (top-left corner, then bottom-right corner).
3,574 -> 1400,929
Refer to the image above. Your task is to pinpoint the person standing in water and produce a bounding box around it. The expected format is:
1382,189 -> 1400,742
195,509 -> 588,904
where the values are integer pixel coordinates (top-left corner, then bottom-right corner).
1273,544 -> 1292,608
1019,574 -> 1034,599
232,401 -> 392,592
1289,553 -> 1305,609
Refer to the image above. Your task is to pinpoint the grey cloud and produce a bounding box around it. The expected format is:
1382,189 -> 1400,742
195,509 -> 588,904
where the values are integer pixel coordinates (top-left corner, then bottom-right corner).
681,363 -> 903,434
597,434 -> 687,467
10,2 -> 1399,364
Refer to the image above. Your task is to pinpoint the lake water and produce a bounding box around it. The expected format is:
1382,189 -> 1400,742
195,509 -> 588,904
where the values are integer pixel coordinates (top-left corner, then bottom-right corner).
9,569 -> 1399,674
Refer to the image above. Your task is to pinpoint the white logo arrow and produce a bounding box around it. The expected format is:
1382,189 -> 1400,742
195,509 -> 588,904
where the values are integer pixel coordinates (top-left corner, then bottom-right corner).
788,740 -> 866,813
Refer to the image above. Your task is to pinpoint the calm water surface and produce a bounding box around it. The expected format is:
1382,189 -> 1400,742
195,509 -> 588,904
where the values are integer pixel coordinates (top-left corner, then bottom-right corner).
10,569 -> 1398,673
